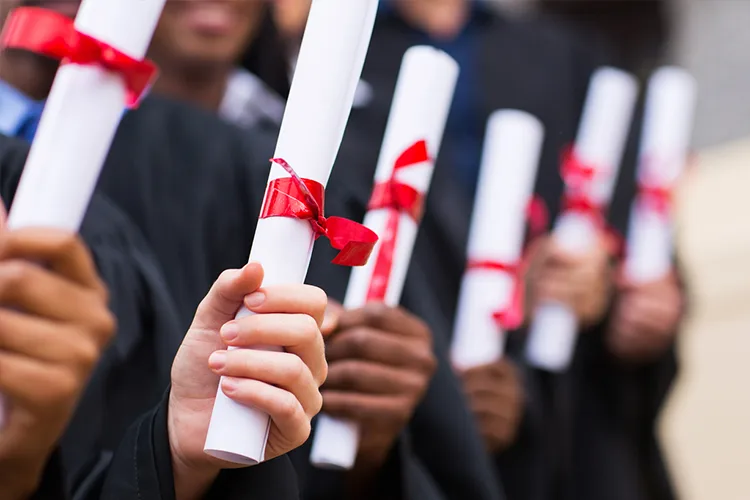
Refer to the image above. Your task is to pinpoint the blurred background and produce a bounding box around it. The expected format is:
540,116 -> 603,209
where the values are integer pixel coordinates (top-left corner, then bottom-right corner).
483,0 -> 750,498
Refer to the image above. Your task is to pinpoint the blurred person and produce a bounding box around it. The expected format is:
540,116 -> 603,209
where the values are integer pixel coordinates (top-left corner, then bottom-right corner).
144,2 -> 503,499
276,0 -> 682,499
0,131 -> 328,498
148,0 -> 288,129
537,0 -> 670,78
0,2 -> 333,498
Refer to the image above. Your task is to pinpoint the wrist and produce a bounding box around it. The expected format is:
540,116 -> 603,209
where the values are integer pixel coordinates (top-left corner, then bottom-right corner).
167,399 -> 219,500
171,454 -> 219,500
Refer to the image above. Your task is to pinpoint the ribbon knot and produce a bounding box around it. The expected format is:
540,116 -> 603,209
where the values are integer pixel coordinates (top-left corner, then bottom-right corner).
0,7 -> 158,107
365,140 -> 430,301
637,182 -> 672,215
466,259 -> 526,331
560,145 -> 606,226
560,145 -> 597,190
261,158 -> 377,267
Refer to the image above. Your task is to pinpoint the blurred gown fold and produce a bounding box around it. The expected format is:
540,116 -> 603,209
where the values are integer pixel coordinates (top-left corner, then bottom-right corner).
0,130 -> 299,498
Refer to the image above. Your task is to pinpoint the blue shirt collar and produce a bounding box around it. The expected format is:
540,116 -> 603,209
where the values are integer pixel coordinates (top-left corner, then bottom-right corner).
0,79 -> 44,141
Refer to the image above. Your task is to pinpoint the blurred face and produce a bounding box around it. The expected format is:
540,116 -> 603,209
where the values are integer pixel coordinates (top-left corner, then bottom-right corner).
150,0 -> 266,71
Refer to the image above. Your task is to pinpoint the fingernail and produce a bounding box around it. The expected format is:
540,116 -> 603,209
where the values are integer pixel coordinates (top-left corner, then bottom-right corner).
221,322 -> 239,341
245,291 -> 265,308
208,351 -> 227,371
221,377 -> 238,394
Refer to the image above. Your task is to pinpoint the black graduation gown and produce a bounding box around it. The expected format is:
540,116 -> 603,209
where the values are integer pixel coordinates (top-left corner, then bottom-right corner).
95,94 -> 454,500
325,7 -> 678,500
0,131 -> 299,498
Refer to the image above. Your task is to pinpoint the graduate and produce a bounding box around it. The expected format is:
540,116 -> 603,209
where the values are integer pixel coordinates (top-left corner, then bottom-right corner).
140,2 -> 502,499
0,132 -> 329,499
0,3 -> 332,498
276,0 -> 684,499
147,0 -> 287,129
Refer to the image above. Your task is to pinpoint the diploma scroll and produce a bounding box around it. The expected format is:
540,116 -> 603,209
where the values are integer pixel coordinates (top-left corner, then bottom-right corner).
525,68 -> 638,372
308,46 -> 459,470
623,67 -> 696,283
203,0 -> 380,465
0,0 -> 165,427
450,110 -> 544,370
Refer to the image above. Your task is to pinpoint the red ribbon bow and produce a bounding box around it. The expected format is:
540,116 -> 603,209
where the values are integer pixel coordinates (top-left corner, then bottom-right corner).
0,7 -> 157,107
560,145 -> 606,226
260,158 -> 378,267
636,157 -> 675,216
637,182 -> 672,215
465,259 -> 526,331
365,140 -> 430,301
463,197 -> 549,331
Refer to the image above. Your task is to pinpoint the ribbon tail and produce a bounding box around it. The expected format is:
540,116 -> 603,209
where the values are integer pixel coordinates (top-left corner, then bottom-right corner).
492,280 -> 525,331
526,195 -> 549,239
365,210 -> 400,301
324,216 -> 378,267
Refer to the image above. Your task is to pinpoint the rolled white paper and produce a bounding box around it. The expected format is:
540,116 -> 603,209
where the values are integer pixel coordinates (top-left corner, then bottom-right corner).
623,67 -> 696,283
0,0 -> 165,427
309,46 -> 459,470
450,110 -> 544,370
525,67 -> 638,372
203,0 -> 379,465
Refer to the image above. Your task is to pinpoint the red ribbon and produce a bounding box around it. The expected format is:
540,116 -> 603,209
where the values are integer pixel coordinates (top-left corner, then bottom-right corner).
635,156 -> 675,216
560,145 -> 606,226
365,140 -> 430,301
260,158 -> 378,267
465,259 -> 526,331
636,182 -> 672,215
0,7 -> 157,107
462,194 -> 550,331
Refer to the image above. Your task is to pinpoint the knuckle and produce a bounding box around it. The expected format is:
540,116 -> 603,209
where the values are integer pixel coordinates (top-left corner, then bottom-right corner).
51,372 -> 81,405
317,357 -> 328,387
288,355 -> 309,387
347,327 -> 370,356
307,285 -> 328,317
0,261 -> 30,297
74,339 -> 101,371
335,361 -> 357,388
93,308 -> 117,344
310,389 -> 323,417
413,316 -> 431,339
278,391 -> 302,421
302,313 -> 320,337
94,278 -> 110,303
293,417 -> 312,449
362,302 -> 388,327
56,233 -> 80,254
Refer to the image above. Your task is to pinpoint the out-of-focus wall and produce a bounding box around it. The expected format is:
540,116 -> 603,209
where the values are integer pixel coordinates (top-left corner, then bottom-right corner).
661,140 -> 750,500
672,0 -> 750,149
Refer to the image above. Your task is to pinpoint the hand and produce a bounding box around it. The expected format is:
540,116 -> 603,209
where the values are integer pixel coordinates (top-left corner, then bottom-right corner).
167,263 -> 327,500
0,227 -> 115,499
459,359 -> 524,454
607,273 -> 683,363
322,303 -> 436,470
526,233 -> 614,327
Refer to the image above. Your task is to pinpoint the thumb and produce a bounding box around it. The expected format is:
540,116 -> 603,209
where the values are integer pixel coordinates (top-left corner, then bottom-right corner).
191,262 -> 264,330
